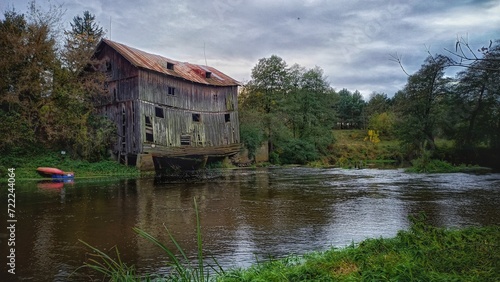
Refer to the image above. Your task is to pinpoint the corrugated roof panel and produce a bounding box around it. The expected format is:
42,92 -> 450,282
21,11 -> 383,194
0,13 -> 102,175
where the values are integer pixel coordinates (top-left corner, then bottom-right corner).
100,39 -> 240,86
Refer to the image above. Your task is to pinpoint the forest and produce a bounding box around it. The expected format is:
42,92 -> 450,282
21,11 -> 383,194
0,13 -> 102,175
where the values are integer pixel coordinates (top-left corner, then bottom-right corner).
1,2 -> 499,170
239,45 -> 500,170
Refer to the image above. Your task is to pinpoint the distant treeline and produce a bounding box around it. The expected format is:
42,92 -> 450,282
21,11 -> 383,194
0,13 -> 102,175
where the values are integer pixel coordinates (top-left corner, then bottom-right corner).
239,40 -> 500,168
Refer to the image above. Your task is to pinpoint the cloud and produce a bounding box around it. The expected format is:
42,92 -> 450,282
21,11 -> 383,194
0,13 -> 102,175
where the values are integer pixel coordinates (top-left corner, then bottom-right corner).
2,0 -> 498,99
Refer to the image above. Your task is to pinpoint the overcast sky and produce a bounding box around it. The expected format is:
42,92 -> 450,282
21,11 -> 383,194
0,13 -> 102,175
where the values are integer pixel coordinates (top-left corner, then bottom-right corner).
2,0 -> 499,99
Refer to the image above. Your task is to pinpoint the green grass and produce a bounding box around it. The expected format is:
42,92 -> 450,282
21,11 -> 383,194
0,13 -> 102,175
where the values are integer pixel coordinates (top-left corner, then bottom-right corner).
78,204 -> 500,282
325,130 -> 403,168
0,150 -> 141,179
219,214 -> 500,281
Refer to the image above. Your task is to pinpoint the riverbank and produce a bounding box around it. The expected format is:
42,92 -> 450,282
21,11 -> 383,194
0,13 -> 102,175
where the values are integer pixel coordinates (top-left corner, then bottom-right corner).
219,219 -> 499,281
82,215 -> 500,281
0,151 -> 142,180
324,130 -> 403,168
320,130 -> 498,173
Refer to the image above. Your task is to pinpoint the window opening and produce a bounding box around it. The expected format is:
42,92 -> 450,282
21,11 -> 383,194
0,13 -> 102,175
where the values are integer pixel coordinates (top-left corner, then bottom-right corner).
167,62 -> 174,70
145,130 -> 154,142
205,71 -> 212,78
145,115 -> 154,142
167,86 -> 175,95
192,113 -> 201,122
224,113 -> 230,122
145,116 -> 152,127
180,135 -> 191,146
155,107 -> 164,118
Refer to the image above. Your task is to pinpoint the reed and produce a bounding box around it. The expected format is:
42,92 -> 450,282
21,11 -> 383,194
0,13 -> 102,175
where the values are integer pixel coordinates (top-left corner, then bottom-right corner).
77,197 -> 223,281
74,242 -> 141,281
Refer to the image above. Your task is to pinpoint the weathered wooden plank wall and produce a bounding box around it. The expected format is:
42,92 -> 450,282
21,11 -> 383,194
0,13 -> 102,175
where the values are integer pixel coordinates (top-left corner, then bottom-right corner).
140,102 -> 239,148
139,70 -> 237,112
96,43 -> 240,161
96,44 -> 142,156
138,70 -> 240,149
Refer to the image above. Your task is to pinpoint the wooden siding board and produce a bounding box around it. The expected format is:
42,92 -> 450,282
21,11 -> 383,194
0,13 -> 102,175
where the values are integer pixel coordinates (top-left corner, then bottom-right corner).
140,100 -> 240,149
138,70 -> 237,112
95,44 -> 240,161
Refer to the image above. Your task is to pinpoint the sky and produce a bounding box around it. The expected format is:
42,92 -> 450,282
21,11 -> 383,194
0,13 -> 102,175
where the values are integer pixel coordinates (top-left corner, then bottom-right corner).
2,0 -> 499,99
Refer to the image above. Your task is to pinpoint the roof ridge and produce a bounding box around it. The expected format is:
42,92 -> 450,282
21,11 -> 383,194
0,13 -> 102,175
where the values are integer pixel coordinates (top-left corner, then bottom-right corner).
99,39 -> 240,86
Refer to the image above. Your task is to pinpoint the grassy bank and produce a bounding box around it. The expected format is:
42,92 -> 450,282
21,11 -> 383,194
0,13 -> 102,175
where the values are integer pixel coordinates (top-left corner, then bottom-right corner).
80,214 -> 500,281
321,130 -> 402,168
220,217 -> 499,281
324,130 -> 497,172
0,150 -> 141,179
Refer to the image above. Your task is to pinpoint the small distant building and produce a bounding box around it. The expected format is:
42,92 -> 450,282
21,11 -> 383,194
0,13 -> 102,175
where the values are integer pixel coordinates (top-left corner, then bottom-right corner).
93,39 -> 241,171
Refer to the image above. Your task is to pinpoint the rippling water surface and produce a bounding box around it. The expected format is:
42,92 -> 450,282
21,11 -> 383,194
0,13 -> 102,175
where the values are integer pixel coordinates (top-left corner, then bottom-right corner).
1,168 -> 499,280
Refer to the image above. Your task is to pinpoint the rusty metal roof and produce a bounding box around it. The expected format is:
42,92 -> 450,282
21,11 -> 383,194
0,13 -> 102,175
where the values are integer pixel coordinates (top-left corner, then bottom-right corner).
98,39 -> 240,87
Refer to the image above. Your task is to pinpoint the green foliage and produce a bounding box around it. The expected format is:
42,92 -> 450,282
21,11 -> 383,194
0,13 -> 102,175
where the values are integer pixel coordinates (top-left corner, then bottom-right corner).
447,41 -> 500,152
0,7 -> 58,149
335,88 -> 366,129
365,92 -> 391,117
240,55 -> 336,165
239,109 -> 265,162
74,241 -> 141,281
407,157 -> 458,173
220,215 -> 500,281
269,151 -> 280,165
279,138 -> 319,165
394,55 -> 451,158
0,5 -> 110,162
391,40 -> 500,169
367,111 -> 395,137
330,130 -> 403,168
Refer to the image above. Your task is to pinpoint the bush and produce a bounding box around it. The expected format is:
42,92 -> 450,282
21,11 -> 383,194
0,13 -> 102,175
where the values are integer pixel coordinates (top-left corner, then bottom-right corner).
408,157 -> 458,173
240,124 -> 265,162
279,138 -> 318,165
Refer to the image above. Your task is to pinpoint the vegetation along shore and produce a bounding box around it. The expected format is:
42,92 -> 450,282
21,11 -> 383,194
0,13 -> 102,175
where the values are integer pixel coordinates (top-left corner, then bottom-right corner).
78,207 -> 499,281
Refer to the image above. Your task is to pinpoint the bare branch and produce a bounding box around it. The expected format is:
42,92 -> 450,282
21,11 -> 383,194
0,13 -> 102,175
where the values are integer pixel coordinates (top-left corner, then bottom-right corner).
390,53 -> 410,76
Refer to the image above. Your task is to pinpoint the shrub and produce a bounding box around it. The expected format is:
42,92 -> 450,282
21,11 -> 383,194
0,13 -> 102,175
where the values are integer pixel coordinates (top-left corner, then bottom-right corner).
279,138 -> 318,165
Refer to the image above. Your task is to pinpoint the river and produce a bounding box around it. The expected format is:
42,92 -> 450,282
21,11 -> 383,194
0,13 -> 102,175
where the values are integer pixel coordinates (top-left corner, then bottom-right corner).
1,167 -> 499,281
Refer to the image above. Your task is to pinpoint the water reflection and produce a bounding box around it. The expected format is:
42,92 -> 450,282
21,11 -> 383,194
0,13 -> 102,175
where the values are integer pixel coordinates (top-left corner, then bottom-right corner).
0,168 -> 499,281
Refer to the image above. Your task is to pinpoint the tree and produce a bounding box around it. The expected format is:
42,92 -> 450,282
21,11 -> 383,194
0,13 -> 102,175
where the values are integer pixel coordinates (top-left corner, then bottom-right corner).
451,40 -> 500,151
395,55 -> 450,157
243,55 -> 292,155
335,88 -> 365,129
240,56 -> 336,164
292,66 -> 335,151
368,112 -> 396,138
62,10 -> 104,72
365,92 -> 391,117
55,10 -> 111,160
0,7 -> 59,149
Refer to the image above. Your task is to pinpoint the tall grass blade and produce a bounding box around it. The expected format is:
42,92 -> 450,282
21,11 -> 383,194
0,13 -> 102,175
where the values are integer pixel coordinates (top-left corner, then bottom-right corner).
132,227 -> 189,279
75,239 -> 137,280
194,197 -> 205,282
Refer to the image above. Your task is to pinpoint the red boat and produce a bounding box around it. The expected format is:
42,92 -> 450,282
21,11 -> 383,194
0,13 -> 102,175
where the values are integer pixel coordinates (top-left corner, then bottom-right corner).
36,167 -> 75,179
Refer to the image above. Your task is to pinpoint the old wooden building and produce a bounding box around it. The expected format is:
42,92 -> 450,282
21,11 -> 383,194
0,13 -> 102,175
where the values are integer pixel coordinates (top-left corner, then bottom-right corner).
93,39 -> 241,171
